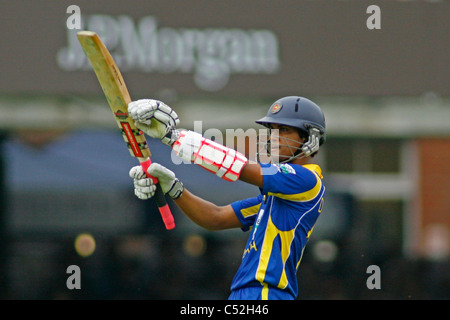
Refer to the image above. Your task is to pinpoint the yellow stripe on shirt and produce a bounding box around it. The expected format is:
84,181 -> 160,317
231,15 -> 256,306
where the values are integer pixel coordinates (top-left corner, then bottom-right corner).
268,173 -> 322,202
303,164 -> 323,179
240,203 -> 261,218
256,214 -> 297,289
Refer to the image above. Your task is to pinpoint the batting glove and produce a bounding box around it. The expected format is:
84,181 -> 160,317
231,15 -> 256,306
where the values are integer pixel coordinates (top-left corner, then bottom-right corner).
129,163 -> 184,200
128,99 -> 180,143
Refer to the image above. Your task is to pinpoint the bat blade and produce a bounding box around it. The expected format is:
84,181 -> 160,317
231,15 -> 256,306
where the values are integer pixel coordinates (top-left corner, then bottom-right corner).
77,31 -> 175,230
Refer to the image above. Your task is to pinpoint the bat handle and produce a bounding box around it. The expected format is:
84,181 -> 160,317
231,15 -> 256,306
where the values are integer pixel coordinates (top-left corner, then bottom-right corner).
140,158 -> 176,230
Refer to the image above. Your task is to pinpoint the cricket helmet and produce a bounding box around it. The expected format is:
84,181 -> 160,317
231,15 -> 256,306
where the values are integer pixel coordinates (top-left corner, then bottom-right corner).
255,96 -> 326,163
256,96 -> 326,145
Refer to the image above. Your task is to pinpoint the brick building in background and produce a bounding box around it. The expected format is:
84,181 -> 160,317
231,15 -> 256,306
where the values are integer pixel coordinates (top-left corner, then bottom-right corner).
418,138 -> 450,260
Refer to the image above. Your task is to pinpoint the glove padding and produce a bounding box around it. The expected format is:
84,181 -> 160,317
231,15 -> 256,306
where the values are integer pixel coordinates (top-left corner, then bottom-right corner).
129,163 -> 184,200
128,99 -> 180,140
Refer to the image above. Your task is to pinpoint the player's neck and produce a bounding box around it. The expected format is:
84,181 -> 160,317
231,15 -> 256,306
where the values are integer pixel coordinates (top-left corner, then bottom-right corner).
290,157 -> 313,166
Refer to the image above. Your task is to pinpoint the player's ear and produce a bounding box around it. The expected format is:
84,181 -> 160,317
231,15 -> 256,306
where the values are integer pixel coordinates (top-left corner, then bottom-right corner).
296,129 -> 308,143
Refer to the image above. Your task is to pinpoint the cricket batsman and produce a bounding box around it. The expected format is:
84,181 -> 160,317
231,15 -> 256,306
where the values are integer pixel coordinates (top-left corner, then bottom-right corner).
128,96 -> 326,300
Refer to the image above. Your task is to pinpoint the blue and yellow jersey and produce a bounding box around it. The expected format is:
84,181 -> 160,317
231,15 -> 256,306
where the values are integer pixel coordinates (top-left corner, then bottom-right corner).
229,163 -> 325,300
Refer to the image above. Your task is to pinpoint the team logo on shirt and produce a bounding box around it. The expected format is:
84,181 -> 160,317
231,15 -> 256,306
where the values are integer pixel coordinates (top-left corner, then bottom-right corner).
275,163 -> 296,174
242,240 -> 258,259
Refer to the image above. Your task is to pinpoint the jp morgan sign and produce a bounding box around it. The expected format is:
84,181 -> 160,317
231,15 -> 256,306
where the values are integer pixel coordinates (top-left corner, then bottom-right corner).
57,15 -> 281,91
3,1 -> 448,96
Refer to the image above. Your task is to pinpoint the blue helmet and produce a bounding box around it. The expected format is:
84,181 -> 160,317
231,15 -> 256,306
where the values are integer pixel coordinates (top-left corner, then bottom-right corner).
256,96 -> 326,145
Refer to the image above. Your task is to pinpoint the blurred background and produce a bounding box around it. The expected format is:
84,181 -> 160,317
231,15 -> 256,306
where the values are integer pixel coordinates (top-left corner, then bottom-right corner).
0,0 -> 448,299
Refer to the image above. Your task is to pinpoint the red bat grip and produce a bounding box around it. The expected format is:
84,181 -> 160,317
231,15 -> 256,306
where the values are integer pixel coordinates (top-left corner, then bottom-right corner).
140,158 -> 175,230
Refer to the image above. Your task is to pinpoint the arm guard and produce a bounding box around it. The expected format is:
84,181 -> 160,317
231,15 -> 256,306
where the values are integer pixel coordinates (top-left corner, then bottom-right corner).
172,130 -> 248,182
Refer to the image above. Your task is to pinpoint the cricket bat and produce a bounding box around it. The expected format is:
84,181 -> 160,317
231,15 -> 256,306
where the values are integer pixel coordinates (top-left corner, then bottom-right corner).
77,31 -> 175,230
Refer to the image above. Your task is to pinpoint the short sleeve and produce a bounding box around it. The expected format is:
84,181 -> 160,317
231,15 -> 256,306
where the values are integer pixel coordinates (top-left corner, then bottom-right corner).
230,194 -> 263,231
260,163 -> 321,202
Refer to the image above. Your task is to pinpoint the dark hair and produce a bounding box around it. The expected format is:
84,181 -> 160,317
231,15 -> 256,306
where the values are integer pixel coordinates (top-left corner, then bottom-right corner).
297,129 -> 308,141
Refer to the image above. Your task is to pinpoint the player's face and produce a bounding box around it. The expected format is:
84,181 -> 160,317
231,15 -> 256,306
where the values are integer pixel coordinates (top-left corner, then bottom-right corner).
269,124 -> 304,162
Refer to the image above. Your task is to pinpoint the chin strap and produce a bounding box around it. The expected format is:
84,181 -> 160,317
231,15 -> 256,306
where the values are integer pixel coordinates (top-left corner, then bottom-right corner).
171,130 -> 248,182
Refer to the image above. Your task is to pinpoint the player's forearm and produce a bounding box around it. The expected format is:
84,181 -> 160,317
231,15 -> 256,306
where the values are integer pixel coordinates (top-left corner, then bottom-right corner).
174,189 -> 239,231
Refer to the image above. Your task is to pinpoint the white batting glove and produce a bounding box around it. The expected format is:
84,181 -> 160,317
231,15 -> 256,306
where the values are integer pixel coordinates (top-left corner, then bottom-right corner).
128,99 -> 180,142
129,163 -> 184,200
